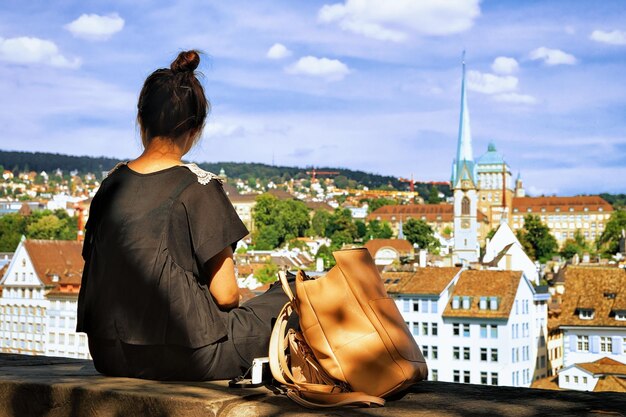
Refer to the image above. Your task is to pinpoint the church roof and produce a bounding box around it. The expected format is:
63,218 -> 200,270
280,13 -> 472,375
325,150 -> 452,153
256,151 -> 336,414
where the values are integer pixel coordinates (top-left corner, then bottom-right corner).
477,142 -> 506,166
451,54 -> 477,188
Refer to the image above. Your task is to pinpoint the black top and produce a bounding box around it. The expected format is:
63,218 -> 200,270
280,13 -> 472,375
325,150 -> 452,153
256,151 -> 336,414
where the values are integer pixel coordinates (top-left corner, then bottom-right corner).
76,163 -> 249,348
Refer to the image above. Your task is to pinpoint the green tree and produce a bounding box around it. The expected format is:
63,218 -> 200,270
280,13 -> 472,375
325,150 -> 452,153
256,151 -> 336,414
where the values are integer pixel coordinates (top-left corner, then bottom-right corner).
0,213 -> 27,251
560,240 -> 582,260
255,261 -> 279,284
597,209 -> 626,255
403,219 -> 440,251
366,220 -> 393,240
355,220 -> 368,241
427,186 -> 441,204
326,208 -> 357,243
316,245 -> 336,269
311,210 -> 331,237
252,194 -> 311,249
333,175 -> 349,189
516,214 -> 558,262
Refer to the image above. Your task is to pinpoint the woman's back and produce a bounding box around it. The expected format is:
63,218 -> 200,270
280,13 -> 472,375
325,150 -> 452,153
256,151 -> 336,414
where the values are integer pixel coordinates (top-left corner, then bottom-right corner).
78,163 -> 247,348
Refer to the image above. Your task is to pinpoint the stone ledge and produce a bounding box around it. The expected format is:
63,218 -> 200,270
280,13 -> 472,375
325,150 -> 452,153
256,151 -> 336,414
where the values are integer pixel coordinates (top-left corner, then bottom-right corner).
1,354 -> 625,417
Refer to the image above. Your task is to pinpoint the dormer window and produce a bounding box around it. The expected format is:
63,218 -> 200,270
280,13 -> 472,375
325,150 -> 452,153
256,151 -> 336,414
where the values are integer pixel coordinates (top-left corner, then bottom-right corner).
51,274 -> 59,283
579,309 -> 594,320
452,296 -> 460,309
479,296 -> 488,310
489,297 -> 499,310
462,296 -> 471,309
615,311 -> 626,321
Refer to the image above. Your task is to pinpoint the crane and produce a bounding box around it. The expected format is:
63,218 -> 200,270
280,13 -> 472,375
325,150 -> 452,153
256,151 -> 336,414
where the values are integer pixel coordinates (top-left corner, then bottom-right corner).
399,175 -> 415,192
305,169 -> 340,182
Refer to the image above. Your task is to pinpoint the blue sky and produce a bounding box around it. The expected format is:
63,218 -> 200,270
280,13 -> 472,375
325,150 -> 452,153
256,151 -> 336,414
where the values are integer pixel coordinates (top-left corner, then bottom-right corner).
0,0 -> 625,195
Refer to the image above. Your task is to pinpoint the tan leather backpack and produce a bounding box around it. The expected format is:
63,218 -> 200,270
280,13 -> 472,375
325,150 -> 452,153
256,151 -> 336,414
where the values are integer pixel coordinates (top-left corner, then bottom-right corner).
269,248 -> 428,408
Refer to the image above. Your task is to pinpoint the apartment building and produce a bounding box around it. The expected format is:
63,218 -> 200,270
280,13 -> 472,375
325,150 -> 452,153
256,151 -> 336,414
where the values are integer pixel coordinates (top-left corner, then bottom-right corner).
0,239 -> 89,359
385,267 -> 548,387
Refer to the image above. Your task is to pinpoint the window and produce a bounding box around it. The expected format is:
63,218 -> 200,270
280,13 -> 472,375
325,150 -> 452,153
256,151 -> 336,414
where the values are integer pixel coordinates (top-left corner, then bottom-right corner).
583,377 -> 587,384
422,300 -> 429,313
422,322 -> 429,336
69,334 -> 75,345
481,372 -> 488,384
491,372 -> 498,386
463,371 -> 470,384
432,369 -> 438,381
462,197 -> 470,215
453,347 -> 460,360
512,348 -> 516,363
453,323 -> 460,336
481,348 -> 487,361
574,376 -> 579,384
579,309 -> 594,320
423,345 -> 429,358
412,323 -> 419,336
413,302 -> 420,312
48,333 -> 55,343
565,375 -> 570,383
490,325 -> 498,338
577,335 -> 589,352
453,370 -> 460,383
600,336 -> 613,352
431,323 -> 438,336
463,347 -> 470,360
431,300 -> 438,313
432,346 -> 438,359
403,299 -> 410,312
463,324 -> 470,337
480,324 -> 487,338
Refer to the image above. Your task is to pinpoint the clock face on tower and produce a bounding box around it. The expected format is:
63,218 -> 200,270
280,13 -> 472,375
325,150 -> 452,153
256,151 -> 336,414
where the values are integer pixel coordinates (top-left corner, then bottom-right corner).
461,179 -> 471,189
461,219 -> 470,229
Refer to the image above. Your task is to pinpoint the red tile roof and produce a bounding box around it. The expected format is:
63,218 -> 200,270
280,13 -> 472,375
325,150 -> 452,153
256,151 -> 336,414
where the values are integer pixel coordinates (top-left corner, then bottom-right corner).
383,267 -> 461,296
556,266 -> 626,327
368,203 -> 488,223
23,240 -> 84,287
442,270 -> 523,319
512,196 -> 613,213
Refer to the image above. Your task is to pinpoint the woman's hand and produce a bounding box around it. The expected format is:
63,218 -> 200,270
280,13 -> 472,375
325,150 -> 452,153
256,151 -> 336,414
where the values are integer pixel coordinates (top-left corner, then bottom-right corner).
205,246 -> 240,310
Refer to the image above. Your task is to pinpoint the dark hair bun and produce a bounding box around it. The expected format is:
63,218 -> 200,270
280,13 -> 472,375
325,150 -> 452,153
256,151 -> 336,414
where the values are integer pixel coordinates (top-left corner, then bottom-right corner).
170,50 -> 200,73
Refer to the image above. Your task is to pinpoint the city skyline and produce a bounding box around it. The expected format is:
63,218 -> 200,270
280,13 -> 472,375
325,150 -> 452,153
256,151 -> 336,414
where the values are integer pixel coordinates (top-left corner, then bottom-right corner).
1,1 -> 625,195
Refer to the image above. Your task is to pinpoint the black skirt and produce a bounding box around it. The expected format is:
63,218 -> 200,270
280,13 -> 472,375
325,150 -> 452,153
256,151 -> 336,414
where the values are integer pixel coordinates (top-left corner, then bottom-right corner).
89,279 -> 296,381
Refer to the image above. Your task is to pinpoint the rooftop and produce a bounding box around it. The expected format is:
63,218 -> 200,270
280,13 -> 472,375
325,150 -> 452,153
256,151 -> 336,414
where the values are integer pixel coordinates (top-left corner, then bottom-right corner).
442,270 -> 523,320
2,353 -> 626,417
556,266 -> 626,327
512,196 -> 613,213
368,204 -> 489,223
383,267 -> 461,296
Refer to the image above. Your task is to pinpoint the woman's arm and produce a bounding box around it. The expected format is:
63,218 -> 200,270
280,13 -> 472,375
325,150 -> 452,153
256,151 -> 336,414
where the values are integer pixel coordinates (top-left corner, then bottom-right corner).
205,246 -> 240,310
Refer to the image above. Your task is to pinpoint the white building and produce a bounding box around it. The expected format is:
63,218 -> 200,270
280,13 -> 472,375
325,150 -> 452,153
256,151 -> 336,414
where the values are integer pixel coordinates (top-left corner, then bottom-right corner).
483,222 -> 540,285
557,266 -> 626,367
0,238 -> 89,359
386,267 -> 548,387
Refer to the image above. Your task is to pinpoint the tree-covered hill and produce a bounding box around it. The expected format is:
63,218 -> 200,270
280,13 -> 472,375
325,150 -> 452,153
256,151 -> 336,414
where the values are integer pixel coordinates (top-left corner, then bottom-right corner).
0,149 -> 450,195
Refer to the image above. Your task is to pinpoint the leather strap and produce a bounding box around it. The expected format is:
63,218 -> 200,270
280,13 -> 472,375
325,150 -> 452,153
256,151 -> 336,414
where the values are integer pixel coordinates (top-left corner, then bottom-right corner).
277,270 -> 295,302
288,390 -> 385,408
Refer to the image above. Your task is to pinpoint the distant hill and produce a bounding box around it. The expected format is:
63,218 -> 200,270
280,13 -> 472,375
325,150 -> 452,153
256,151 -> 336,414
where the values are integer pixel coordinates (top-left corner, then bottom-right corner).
0,149 -> 451,195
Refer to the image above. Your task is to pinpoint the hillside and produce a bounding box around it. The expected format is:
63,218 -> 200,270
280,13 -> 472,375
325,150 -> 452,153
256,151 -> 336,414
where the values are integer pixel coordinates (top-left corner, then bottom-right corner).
0,149 -> 450,195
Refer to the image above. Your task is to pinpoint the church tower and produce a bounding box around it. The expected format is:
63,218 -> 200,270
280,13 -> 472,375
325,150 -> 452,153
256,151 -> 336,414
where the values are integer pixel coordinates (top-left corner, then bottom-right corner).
451,53 -> 479,264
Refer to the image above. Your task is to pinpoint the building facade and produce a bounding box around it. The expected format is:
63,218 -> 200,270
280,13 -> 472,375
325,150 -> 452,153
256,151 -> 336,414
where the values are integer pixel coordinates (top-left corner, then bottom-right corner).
0,239 -> 89,359
385,267 -> 548,387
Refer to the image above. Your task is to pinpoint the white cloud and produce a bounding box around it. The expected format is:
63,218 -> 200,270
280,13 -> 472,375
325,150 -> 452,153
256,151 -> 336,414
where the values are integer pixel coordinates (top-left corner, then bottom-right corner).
590,29 -> 626,46
64,13 -> 125,41
467,70 -> 518,94
529,47 -> 577,66
266,43 -> 292,59
491,56 -> 518,75
0,36 -> 81,68
203,122 -> 245,139
286,56 -> 350,81
318,0 -> 480,41
493,93 -> 537,104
